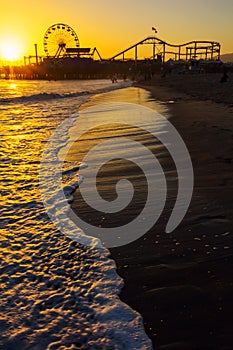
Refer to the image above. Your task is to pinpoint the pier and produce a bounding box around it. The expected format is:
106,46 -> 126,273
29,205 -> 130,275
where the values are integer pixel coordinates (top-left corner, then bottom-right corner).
0,23 -> 223,80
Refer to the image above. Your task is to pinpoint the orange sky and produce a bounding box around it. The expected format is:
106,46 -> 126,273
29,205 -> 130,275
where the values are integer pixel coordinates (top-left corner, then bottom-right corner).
0,0 -> 233,63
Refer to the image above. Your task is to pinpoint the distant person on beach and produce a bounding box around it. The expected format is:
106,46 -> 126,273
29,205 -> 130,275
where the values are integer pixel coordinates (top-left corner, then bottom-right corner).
111,74 -> 118,83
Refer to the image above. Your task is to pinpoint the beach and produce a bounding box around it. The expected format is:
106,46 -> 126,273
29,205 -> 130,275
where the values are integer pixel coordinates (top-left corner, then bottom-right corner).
1,0 -> 233,348
69,75 -> 233,349
0,76 -> 232,350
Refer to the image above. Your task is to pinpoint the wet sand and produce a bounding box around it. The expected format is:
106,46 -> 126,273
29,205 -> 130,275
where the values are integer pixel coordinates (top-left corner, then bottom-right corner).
70,82 -> 233,350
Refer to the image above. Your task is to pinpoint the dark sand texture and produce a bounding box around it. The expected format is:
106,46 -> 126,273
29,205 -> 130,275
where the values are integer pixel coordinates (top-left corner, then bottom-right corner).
70,81 -> 233,350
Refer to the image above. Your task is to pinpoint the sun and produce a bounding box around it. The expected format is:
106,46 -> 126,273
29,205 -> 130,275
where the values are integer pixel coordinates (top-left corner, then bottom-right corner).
0,41 -> 21,62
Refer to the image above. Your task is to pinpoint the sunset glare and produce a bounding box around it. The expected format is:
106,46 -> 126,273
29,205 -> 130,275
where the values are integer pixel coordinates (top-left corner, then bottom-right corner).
0,41 -> 21,62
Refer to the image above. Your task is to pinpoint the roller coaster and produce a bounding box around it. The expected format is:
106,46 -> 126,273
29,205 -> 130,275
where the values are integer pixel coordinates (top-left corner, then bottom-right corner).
110,36 -> 221,62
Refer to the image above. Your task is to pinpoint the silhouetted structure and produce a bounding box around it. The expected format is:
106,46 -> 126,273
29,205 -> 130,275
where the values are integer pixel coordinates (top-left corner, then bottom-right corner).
0,25 -> 223,80
110,36 -> 221,62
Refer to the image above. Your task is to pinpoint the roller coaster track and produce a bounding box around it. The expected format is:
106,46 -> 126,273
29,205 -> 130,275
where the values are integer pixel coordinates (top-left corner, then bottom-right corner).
110,36 -> 221,62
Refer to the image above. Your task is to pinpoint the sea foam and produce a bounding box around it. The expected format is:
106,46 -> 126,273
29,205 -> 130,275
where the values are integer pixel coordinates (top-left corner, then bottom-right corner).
0,79 -> 152,349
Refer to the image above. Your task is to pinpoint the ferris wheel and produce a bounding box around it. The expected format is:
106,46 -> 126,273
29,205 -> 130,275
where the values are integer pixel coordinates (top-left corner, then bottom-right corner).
43,23 -> 80,58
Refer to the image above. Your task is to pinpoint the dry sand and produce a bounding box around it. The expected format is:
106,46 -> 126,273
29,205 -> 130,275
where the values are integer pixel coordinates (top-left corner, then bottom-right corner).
141,72 -> 233,105
70,78 -> 233,350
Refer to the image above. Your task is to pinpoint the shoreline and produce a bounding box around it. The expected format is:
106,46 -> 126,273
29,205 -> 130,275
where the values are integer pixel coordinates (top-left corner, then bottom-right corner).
69,81 -> 233,349
0,80 -> 154,350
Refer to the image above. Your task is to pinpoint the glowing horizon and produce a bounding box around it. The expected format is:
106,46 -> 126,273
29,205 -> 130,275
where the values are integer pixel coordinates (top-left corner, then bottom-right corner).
0,37 -> 24,63
0,0 -> 233,63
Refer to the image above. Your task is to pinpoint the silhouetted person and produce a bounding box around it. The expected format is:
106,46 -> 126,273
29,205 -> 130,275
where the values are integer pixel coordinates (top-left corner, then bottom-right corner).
111,73 -> 118,83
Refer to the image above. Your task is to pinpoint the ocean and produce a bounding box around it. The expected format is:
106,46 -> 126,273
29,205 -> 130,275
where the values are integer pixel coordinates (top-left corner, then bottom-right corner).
0,79 -> 153,350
